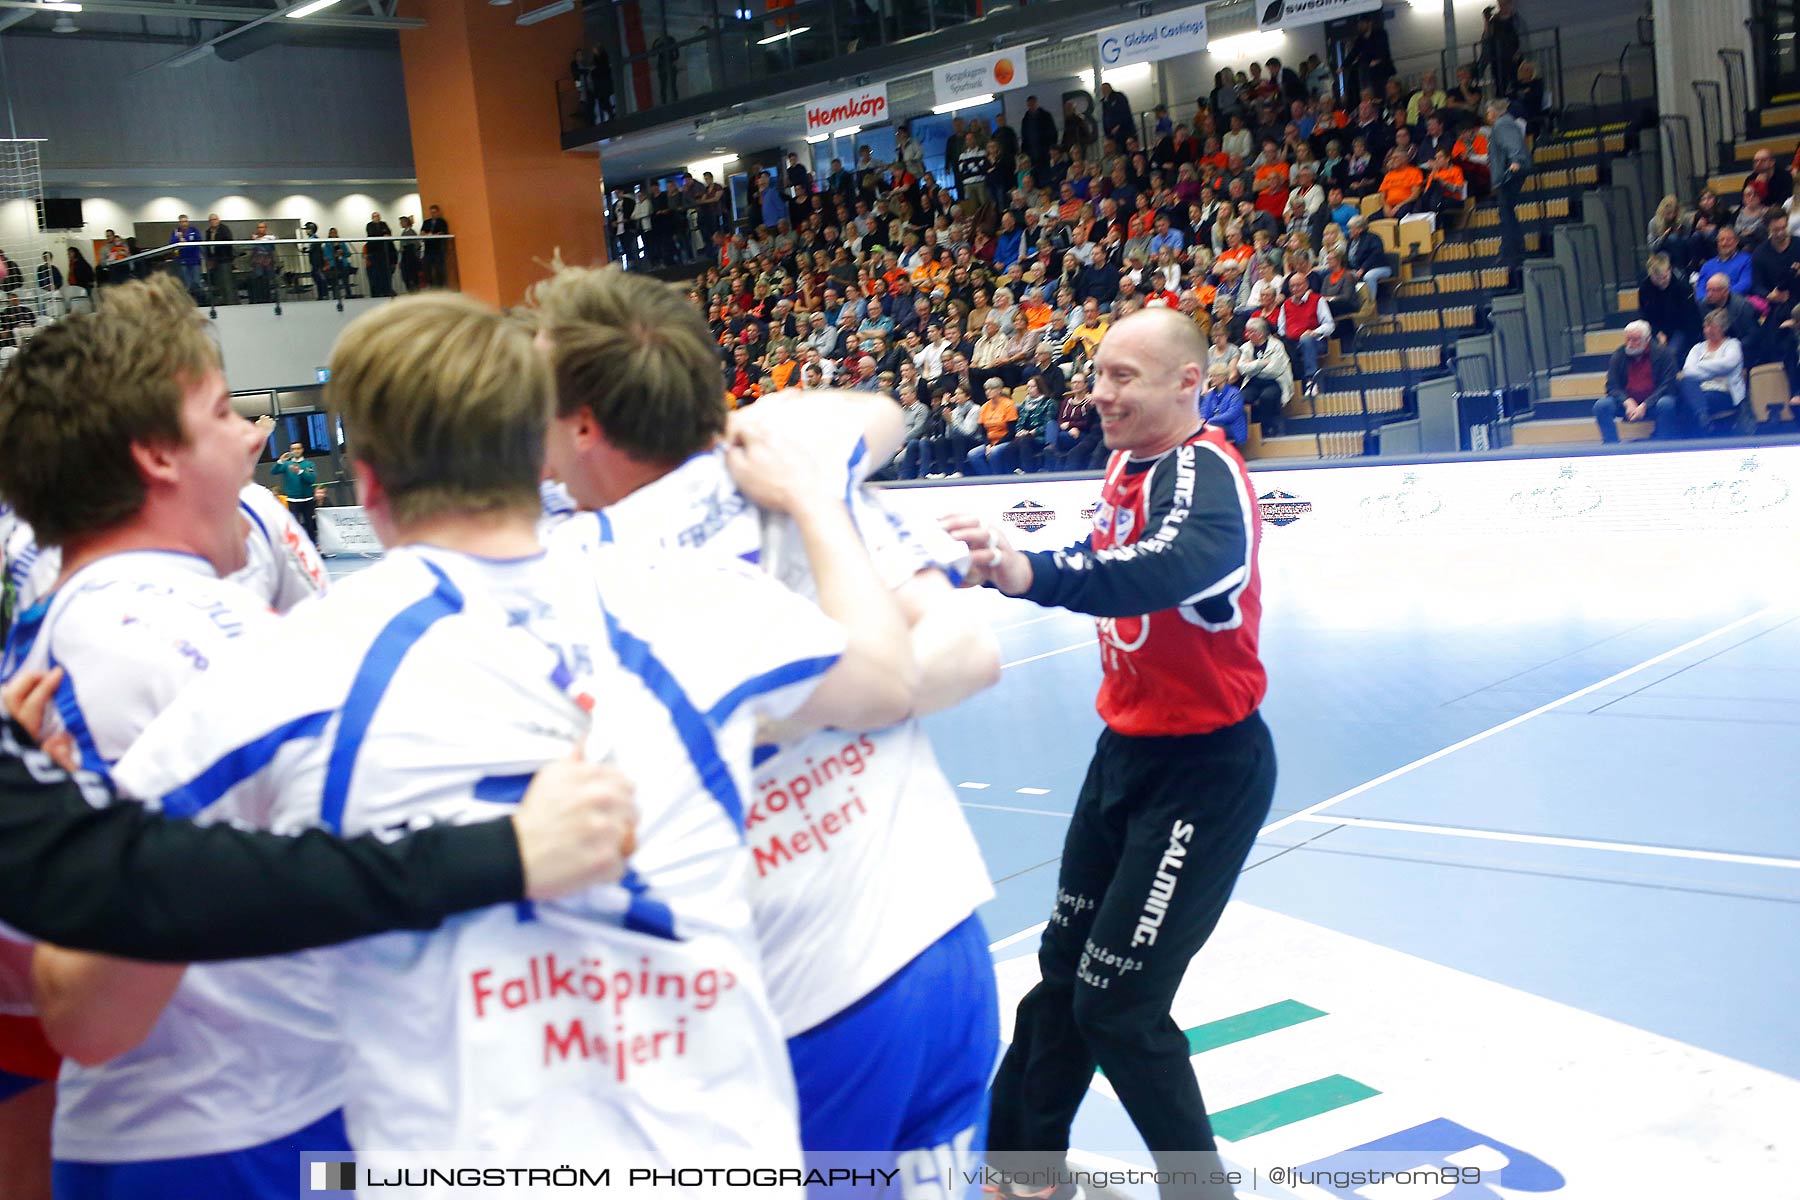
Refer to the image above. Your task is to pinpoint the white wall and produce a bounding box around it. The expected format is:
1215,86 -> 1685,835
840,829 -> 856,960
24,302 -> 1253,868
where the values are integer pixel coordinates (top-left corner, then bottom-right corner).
212,296 -> 392,391
35,183 -> 421,264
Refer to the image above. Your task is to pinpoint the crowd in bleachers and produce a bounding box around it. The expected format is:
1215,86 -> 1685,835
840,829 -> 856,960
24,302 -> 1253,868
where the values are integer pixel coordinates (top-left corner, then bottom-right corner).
679,39 -> 1551,474
1608,144 -> 1800,437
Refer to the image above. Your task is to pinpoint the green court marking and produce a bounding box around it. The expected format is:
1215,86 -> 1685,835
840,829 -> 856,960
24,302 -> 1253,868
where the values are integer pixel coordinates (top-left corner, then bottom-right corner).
1099,1000 -> 1327,1077
1184,1000 -> 1327,1055
1211,1075 -> 1381,1141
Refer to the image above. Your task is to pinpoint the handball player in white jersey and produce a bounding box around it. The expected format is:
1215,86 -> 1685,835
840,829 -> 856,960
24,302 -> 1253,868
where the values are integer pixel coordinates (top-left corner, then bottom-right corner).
533,265 -> 1002,1193
112,292 -> 919,1190
0,275 -> 355,1198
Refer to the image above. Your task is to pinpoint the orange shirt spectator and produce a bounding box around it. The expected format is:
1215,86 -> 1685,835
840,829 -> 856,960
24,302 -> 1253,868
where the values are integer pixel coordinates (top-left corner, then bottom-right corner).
1058,197 -> 1085,225
1254,161 -> 1290,190
1217,243 -> 1255,270
769,358 -> 799,390
1429,162 -> 1467,201
979,392 -> 1018,444
1381,164 -> 1424,209
1128,210 -> 1155,240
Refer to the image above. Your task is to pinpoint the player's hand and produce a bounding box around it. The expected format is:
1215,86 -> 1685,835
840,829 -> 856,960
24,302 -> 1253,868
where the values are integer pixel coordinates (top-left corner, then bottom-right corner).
512,747 -> 637,900
939,513 -> 1034,595
1,667 -> 80,772
723,406 -> 836,515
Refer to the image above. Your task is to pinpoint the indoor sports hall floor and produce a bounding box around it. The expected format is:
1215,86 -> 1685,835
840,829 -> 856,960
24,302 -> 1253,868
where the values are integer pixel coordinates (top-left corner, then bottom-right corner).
918,491 -> 1799,1198
323,452 -> 1799,1199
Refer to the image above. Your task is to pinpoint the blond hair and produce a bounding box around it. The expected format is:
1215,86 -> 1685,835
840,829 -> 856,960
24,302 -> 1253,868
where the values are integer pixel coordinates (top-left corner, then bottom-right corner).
0,273 -> 219,545
326,292 -> 547,526
530,264 -> 728,463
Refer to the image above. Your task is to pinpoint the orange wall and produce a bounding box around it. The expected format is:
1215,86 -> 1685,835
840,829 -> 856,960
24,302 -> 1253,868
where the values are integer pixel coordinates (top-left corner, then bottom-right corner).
398,0 -> 608,307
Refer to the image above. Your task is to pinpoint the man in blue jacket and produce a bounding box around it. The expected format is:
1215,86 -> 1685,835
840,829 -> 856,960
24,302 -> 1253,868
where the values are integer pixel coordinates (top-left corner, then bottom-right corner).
1695,226 -> 1753,301
167,215 -> 203,296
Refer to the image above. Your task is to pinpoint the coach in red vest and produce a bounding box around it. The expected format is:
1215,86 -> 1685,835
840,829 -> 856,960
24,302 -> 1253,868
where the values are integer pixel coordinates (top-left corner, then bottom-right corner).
943,307 -> 1275,1200
1277,270 -> 1336,393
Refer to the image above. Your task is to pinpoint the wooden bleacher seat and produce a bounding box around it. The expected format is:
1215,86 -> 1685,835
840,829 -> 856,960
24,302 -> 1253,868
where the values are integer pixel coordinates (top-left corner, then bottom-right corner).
1748,363 -> 1789,423
1359,194 -> 1384,217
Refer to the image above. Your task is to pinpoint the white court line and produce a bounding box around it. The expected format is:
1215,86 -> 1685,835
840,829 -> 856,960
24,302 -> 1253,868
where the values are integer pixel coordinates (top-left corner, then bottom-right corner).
1017,787 -> 1051,795
993,611 -> 1078,634
1259,605 -> 1784,836
1003,638 -> 1095,669
957,781 -> 991,790
1288,814 -> 1800,869
988,605 -> 1786,954
961,801 -> 1071,818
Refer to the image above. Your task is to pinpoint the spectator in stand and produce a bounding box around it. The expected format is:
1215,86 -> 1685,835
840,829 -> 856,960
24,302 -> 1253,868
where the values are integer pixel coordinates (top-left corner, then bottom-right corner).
1593,321 -> 1679,442
1422,148 -> 1468,215
247,220 -> 280,303
167,214 -> 203,295
37,251 -> 64,313
1753,213 -> 1800,330
1677,310 -> 1747,434
1099,82 -> 1133,150
203,212 -> 237,305
1238,317 -> 1294,435
1482,0 -> 1528,92
1486,99 -> 1531,270
965,377 -> 1020,474
1,292 -> 33,348
1509,60 -> 1547,136
1647,195 -> 1686,263
1735,186 -> 1774,251
1745,148 -> 1795,209
1378,149 -> 1424,219
1279,271 -> 1334,394
420,205 -> 450,288
1198,360 -> 1247,445
1695,226 -> 1752,301
1350,13 -> 1396,95
1638,253 -> 1702,363
366,211 -> 396,298
1346,215 -> 1392,286
1343,136 -> 1379,198
1010,375 -> 1057,472
929,385 -> 982,475
1699,270 -> 1760,351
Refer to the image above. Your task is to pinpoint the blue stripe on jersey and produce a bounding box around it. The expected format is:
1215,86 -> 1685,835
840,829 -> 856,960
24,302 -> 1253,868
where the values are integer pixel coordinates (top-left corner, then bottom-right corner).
472,772 -> 534,805
705,655 -> 838,727
159,710 -> 334,819
238,497 -> 272,553
320,564 -> 465,833
844,437 -> 867,536
598,606 -> 745,833
1,596 -> 49,680
596,510 -> 614,544
620,869 -> 678,940
49,658 -> 112,786
751,743 -> 779,769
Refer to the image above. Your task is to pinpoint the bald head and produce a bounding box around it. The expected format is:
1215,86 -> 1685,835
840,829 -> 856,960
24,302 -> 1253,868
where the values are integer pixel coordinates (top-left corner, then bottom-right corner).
1090,308 -> 1209,455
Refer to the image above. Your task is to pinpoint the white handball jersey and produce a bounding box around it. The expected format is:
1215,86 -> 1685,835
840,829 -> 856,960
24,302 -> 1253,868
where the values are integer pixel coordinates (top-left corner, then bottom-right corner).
113,541 -> 846,1173
0,550 -> 347,1163
4,485 -> 326,617
560,402 -> 994,1036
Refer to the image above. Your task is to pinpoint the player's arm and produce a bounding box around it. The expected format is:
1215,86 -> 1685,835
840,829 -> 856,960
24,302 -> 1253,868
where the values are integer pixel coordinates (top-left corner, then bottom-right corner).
735,388 -> 907,466
895,568 -> 1001,716
943,445 -> 1250,617
0,676 -> 631,962
724,421 -> 916,730
31,946 -> 184,1065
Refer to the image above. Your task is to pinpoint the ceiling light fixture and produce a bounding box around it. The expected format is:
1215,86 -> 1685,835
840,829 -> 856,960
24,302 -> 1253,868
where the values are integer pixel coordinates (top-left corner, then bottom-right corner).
515,0 -> 573,24
754,25 -> 809,44
285,0 -> 343,17
931,92 -> 994,115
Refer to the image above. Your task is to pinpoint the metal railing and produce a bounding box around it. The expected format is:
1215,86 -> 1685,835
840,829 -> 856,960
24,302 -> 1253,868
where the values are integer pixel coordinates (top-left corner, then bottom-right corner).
1719,49 -> 1750,141
1691,79 -> 1725,179
71,235 -> 456,316
1659,113 -> 1701,201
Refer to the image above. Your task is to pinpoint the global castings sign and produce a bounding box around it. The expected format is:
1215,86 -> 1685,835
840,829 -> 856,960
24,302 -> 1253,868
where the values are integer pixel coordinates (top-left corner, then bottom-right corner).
1095,2 -> 1208,68
932,50 -> 1028,106
804,84 -> 888,135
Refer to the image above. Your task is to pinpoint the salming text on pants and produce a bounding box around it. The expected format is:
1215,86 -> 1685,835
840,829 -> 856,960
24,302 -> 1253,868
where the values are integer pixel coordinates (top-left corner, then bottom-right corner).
989,714 -> 1276,1195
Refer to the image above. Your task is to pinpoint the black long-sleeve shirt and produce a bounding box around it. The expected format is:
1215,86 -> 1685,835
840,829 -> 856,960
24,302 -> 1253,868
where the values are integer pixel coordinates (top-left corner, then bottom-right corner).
0,720 -> 523,962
